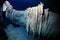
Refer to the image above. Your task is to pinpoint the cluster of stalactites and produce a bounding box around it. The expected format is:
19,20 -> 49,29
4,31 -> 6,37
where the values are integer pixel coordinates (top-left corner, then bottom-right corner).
26,2 -> 49,36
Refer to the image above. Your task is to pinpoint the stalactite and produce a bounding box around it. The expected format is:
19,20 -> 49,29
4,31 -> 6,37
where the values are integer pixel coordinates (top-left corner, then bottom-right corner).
44,8 -> 49,32
44,8 -> 49,25
37,2 -> 44,35
26,3 -> 49,39
26,2 -> 44,37
26,7 -> 37,36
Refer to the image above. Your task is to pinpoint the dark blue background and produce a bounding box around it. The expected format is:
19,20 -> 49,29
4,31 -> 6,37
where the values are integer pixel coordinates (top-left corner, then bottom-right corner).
2,0 -> 60,13
7,0 -> 48,10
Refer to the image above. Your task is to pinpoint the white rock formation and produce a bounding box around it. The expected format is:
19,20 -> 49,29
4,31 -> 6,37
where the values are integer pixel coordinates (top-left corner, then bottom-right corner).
26,2 -> 44,36
26,7 -> 37,36
37,2 -> 44,35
